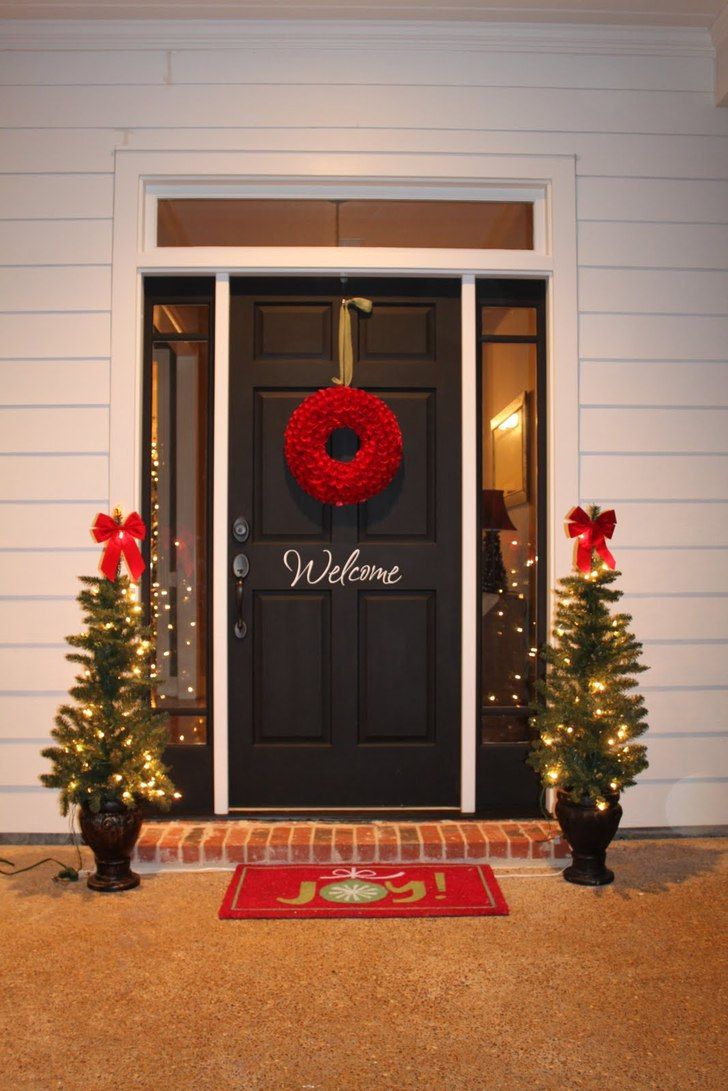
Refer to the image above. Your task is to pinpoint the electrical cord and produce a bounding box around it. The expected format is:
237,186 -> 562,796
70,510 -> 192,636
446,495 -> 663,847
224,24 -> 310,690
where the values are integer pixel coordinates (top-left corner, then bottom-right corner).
0,807 -> 83,882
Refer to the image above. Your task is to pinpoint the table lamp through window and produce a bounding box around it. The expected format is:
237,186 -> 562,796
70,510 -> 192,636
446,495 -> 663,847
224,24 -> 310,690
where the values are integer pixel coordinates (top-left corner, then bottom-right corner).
482,489 -> 516,613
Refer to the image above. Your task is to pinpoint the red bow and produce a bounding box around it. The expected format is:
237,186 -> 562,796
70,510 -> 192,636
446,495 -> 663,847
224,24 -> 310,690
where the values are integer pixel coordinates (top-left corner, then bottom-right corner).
92,511 -> 146,582
566,506 -> 617,574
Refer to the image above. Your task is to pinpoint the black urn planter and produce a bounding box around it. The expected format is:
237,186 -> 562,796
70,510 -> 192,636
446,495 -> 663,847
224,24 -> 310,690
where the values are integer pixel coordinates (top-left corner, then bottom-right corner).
555,789 -> 623,886
79,799 -> 143,892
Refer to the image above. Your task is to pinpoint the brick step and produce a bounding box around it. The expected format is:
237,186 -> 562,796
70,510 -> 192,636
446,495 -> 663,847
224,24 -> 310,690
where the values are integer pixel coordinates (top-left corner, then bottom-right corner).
133,820 -> 569,869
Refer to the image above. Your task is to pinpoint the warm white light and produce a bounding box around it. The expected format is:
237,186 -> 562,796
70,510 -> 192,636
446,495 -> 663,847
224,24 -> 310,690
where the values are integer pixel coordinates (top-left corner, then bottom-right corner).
498,412 -> 519,431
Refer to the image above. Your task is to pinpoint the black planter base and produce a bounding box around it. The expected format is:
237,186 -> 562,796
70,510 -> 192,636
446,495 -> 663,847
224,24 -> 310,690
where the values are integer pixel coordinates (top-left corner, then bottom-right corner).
555,790 -> 622,888
563,855 -> 615,886
79,799 -> 143,893
87,858 -> 140,893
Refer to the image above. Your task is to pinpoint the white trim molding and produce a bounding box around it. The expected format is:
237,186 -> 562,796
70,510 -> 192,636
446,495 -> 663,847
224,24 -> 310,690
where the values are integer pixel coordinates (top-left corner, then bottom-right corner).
110,145 -> 579,814
0,18 -> 714,55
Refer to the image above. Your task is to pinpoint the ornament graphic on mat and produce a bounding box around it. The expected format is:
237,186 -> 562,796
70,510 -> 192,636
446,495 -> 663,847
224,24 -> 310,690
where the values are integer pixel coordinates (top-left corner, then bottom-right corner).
319,880 -> 388,904
284,297 -> 403,507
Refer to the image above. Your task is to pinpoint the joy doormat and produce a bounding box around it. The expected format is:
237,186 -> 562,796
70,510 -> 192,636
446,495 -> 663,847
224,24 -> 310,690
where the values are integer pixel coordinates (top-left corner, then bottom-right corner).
218,864 -> 509,919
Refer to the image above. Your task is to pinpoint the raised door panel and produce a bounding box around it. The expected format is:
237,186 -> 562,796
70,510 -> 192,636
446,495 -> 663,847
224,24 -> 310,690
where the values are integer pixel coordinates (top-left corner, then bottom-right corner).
357,303 -> 436,363
253,302 -> 334,362
253,592 -> 331,744
252,390 -> 330,541
358,592 -> 435,743
361,391 -> 435,541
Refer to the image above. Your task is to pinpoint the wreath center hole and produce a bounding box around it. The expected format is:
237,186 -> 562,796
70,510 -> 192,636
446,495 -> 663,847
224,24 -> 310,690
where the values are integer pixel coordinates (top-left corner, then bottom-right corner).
327,427 -> 360,463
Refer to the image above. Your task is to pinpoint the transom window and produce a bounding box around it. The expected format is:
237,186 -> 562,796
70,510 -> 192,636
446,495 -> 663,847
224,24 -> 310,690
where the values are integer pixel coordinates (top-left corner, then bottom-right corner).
157,198 -> 534,250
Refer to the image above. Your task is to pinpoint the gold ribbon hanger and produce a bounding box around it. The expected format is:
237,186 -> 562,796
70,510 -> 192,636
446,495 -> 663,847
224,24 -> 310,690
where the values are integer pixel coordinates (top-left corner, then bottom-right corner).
333,297 -> 372,387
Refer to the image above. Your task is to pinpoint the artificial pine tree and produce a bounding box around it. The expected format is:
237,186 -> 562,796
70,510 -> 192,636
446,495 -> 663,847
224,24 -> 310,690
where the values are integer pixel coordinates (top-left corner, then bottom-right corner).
528,505 -> 649,808
41,571 -> 178,815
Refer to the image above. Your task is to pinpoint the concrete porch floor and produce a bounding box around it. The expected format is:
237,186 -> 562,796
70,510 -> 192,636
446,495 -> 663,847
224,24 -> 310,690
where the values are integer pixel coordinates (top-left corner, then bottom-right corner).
1,837 -> 726,1090
133,818 -> 570,870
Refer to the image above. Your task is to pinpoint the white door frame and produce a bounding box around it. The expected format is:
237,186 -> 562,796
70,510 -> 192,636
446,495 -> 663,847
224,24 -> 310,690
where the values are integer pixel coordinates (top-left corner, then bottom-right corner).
110,148 -> 579,815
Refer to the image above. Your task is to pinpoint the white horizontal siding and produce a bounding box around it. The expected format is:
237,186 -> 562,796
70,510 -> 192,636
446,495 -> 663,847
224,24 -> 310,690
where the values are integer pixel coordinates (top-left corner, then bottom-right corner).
169,48 -> 713,93
0,646 -> 74,692
609,503 -> 728,547
1,743 -> 53,786
0,129 -> 117,173
0,313 -> 110,359
640,644 -> 726,689
645,735 -> 728,780
0,267 -> 111,313
0,694 -> 61,741
621,596 -> 728,642
0,504 -> 105,549
580,315 -> 728,361
0,598 -> 80,645
0,407 -> 109,453
640,688 -> 728,735
0,361 -> 110,405
579,271 -> 728,317
0,175 -> 113,220
580,361 -> 728,407
617,549 -> 728,595
582,455 -> 728,500
0,455 -> 108,500
622,779 -> 728,828
577,178 -> 728,224
0,48 -> 166,85
0,219 -> 112,266
581,408 -> 728,453
579,222 -> 728,271
0,29 -> 726,832
2,84 -> 727,137
0,788 -> 68,834
0,551 -> 98,597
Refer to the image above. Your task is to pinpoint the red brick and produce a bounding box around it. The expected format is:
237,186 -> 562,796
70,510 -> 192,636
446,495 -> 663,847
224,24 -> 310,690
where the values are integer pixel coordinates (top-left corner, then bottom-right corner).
203,826 -> 227,863
136,824 -> 165,862
376,825 -> 400,862
399,825 -> 422,862
246,826 -> 272,863
158,825 -> 186,864
553,836 -> 571,860
482,824 -> 508,858
419,824 -> 444,860
458,823 -> 487,861
313,826 -> 333,863
354,826 -> 376,862
290,825 -> 313,863
334,826 -> 355,862
181,826 -> 205,863
508,837 -> 531,859
269,825 -> 292,862
441,825 -> 466,860
224,825 -> 250,863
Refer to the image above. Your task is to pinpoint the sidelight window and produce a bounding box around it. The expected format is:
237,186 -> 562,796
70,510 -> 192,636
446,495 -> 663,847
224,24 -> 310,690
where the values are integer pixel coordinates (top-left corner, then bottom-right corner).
479,282 -> 546,760
143,279 -> 213,750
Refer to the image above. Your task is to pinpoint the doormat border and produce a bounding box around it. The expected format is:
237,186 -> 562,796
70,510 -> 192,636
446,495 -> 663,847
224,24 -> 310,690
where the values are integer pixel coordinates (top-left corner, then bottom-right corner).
218,862 -> 509,919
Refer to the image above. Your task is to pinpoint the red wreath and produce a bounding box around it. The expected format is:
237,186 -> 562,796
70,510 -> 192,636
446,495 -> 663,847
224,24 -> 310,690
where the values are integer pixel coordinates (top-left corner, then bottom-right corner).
284,386 -> 403,506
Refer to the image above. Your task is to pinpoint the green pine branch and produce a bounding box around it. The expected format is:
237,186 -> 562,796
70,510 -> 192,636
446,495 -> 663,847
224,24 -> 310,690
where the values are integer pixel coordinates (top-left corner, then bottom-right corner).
40,573 -> 178,815
527,507 -> 649,806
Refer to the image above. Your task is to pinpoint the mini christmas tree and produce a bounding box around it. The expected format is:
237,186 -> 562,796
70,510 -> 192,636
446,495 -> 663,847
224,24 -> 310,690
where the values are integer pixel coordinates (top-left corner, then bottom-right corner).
528,505 -> 649,808
41,517 -> 178,815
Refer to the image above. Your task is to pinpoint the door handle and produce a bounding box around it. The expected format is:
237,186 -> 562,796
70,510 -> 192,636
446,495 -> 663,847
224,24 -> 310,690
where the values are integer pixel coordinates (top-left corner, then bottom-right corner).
234,576 -> 247,640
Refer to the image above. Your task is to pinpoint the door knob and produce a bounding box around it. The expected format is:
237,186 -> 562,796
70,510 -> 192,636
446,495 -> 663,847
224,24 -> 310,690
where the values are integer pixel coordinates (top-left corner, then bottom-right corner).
233,553 -> 249,578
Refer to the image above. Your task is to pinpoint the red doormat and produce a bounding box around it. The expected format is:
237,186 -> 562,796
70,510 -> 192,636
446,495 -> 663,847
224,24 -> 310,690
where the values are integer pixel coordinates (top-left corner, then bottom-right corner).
219,863 -> 508,919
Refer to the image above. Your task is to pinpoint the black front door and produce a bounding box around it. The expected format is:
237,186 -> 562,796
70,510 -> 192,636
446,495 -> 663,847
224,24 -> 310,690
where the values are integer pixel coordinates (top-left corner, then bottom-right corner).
228,278 -> 461,809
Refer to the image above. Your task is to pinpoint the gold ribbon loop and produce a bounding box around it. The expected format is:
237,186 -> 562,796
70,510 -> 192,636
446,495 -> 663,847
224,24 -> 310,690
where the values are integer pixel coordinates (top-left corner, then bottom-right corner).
334,297 -> 373,387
